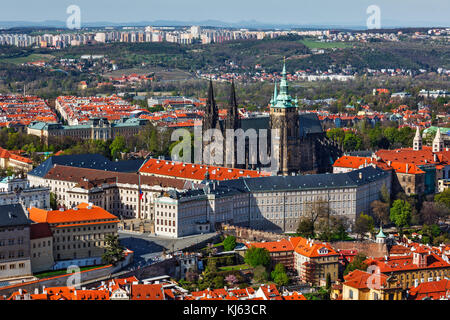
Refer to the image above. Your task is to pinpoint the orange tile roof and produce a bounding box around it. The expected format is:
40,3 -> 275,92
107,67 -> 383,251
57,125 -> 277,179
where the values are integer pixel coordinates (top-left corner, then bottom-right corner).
333,156 -> 374,169
130,284 -> 164,300
294,237 -> 339,258
29,203 -> 118,225
408,279 -> 450,300
343,269 -> 390,289
365,252 -> 450,273
139,158 -> 271,181
246,238 -> 295,253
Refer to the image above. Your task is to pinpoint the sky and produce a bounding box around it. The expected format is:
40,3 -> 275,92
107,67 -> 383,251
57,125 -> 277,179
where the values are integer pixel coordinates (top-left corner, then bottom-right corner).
1,0 -> 449,27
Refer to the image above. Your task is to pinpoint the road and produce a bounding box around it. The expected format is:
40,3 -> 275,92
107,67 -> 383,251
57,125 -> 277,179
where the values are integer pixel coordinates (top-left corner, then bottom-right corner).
118,231 -> 218,269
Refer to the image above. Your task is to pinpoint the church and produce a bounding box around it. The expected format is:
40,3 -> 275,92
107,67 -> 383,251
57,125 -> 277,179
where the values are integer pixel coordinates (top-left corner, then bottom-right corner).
201,61 -> 342,175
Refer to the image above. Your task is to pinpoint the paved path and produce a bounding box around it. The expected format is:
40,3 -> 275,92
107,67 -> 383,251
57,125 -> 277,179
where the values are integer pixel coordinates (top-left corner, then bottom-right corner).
118,231 -> 218,268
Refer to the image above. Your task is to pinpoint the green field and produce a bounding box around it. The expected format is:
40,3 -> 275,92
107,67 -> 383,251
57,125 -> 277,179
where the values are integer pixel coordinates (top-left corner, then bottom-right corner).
219,264 -> 250,271
300,39 -> 354,49
0,53 -> 54,65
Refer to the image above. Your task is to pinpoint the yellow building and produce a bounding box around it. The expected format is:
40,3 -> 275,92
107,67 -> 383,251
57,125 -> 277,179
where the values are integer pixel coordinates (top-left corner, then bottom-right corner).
342,269 -> 403,300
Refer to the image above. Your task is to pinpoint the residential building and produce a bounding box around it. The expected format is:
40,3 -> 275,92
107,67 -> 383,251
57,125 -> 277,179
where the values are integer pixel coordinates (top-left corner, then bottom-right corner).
407,279 -> 450,300
0,176 -> 50,209
365,246 -> 450,290
341,269 -> 403,300
28,203 -> 119,268
0,204 -> 33,282
0,147 -> 33,172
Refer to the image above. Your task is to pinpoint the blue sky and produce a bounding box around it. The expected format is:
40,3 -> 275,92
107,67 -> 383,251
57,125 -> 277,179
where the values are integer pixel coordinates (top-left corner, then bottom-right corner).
1,0 -> 449,27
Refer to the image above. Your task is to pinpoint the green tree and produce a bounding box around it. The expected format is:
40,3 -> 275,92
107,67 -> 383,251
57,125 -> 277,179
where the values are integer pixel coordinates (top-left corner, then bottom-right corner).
244,247 -> 271,268
206,258 -> 217,273
271,263 -> 289,286
223,236 -> 237,252
344,253 -> 368,276
343,133 -> 362,151
213,276 -> 224,289
354,213 -> 375,240
49,192 -> 58,210
390,199 -> 412,234
435,189 -> 450,209
109,135 -> 128,160
102,234 -> 125,265
253,265 -> 269,283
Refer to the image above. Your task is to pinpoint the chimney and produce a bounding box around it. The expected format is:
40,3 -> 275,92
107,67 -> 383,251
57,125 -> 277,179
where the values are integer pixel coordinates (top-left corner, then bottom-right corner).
405,164 -> 408,174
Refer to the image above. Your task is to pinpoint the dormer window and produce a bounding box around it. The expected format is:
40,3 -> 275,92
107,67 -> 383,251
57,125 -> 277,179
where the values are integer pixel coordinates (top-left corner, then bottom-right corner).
318,247 -> 329,255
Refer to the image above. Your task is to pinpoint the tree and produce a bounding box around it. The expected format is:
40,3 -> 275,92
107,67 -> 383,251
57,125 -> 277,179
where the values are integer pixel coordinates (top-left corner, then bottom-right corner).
435,189 -> 450,209
344,253 -> 368,276
49,192 -> 58,210
271,263 -> 289,286
213,276 -> 224,289
244,247 -> 271,268
102,234 -> 125,265
109,135 -> 128,160
353,213 -> 375,240
297,218 -> 315,238
390,199 -> 412,234
225,274 -> 238,286
421,201 -> 449,225
223,236 -> 237,252
371,200 -> 390,225
253,265 -> 269,283
297,199 -> 330,238
206,258 -> 217,273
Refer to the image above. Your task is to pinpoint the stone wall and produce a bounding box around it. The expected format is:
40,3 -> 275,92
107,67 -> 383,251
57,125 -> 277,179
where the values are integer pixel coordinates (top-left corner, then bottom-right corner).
218,223 -> 284,243
0,264 -> 116,298
331,241 -> 388,259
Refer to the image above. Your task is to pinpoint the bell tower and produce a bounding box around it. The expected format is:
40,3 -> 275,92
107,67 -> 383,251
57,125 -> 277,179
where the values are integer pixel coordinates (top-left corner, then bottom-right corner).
269,59 -> 300,175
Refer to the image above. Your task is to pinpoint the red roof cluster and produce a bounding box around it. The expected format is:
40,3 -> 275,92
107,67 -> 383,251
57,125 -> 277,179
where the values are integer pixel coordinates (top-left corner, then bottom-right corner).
139,158 -> 271,182
0,95 -> 57,127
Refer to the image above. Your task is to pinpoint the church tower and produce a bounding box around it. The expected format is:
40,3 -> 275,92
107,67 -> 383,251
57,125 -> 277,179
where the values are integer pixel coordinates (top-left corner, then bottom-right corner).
413,127 -> 422,151
433,128 -> 444,153
269,59 -> 300,175
202,79 -> 220,133
202,80 -> 223,165
224,80 -> 241,168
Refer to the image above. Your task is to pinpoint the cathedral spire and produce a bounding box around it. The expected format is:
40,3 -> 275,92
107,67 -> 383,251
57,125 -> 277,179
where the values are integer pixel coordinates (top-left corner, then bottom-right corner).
433,128 -> 443,152
226,80 -> 240,130
413,126 -> 422,151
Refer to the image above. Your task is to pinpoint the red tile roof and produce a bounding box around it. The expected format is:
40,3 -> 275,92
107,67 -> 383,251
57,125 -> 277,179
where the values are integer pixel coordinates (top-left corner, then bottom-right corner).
139,158 -> 270,181
29,203 -> 118,225
408,279 -> 450,300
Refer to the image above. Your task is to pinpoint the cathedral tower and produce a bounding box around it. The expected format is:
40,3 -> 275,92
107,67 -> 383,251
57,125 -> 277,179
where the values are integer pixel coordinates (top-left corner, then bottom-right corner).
269,59 -> 300,175
413,127 -> 422,151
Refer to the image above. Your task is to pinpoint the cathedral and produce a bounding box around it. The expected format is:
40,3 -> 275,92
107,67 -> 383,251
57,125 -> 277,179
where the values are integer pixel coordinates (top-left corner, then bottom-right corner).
201,61 -> 342,175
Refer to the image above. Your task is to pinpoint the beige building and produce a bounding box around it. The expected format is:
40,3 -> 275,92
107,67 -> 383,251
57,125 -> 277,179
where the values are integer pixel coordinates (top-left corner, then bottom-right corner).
28,203 -> 119,266
32,165 -> 188,224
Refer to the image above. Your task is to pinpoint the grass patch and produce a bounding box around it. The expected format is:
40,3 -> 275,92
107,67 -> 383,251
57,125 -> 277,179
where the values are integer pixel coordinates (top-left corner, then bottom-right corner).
219,264 -> 250,271
300,40 -> 354,49
0,53 -> 54,65
34,265 -> 106,279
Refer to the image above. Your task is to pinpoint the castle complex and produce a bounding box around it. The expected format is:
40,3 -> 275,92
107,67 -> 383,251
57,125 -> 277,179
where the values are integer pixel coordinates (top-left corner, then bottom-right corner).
201,61 -> 342,175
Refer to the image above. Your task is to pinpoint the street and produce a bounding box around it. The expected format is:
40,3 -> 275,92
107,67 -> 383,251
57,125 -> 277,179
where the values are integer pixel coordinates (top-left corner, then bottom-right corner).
118,231 -> 218,269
